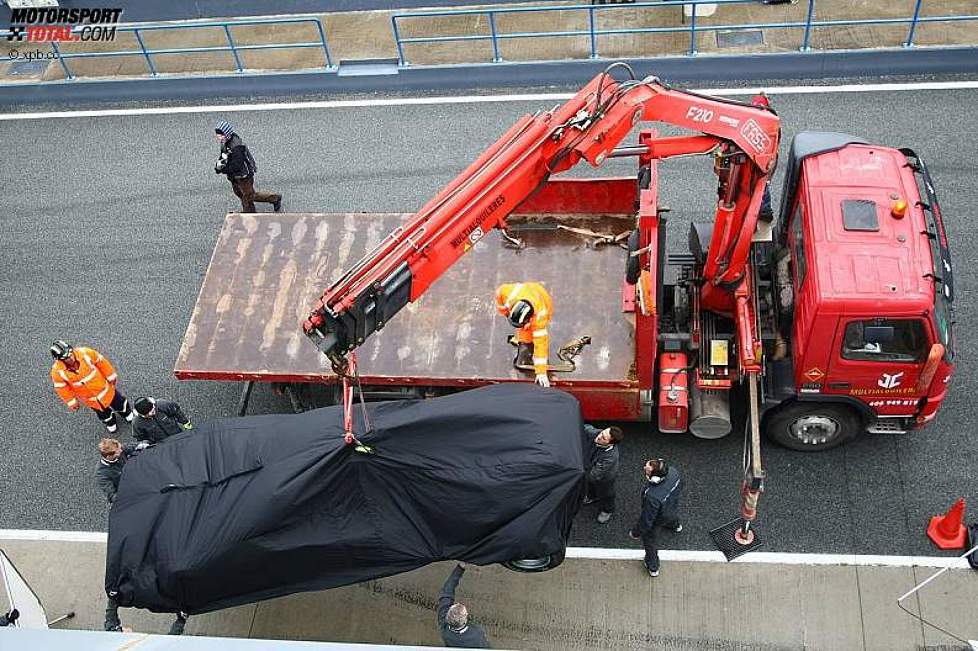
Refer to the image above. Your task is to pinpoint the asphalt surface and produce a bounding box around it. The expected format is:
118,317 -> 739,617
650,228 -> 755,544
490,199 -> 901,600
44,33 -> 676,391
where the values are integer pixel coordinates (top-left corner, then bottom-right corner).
1,82 -> 976,559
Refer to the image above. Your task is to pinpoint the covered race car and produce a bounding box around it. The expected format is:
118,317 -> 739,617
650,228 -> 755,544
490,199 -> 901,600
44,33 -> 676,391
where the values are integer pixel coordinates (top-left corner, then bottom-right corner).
105,384 -> 585,614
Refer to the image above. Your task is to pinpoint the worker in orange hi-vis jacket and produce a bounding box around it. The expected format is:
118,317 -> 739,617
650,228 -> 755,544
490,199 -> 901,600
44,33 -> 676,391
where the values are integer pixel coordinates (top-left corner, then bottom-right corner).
495,282 -> 553,388
49,340 -> 133,434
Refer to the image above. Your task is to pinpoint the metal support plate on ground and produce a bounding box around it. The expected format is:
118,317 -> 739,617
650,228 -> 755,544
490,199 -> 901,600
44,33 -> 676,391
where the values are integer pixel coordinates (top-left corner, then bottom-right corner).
710,517 -> 763,561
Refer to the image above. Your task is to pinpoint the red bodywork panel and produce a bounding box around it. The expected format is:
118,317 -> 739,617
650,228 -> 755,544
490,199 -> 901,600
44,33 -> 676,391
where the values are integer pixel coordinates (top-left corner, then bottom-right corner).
789,144 -> 953,420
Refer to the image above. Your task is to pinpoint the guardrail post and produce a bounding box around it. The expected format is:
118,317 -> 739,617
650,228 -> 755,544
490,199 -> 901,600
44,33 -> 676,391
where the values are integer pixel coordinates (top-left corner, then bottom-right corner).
133,29 -> 158,76
223,25 -> 244,72
314,19 -> 334,68
588,6 -> 598,59
688,2 -> 698,56
904,0 -> 923,48
392,16 -> 407,66
801,0 -> 815,51
488,12 -> 502,63
50,42 -> 74,80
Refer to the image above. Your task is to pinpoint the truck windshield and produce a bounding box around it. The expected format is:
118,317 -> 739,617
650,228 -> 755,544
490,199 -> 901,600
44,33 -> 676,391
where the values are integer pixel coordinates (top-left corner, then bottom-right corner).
933,285 -> 953,358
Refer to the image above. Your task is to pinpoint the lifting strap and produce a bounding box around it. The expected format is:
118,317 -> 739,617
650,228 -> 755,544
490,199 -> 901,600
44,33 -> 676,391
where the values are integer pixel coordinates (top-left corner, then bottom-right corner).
341,352 -> 374,453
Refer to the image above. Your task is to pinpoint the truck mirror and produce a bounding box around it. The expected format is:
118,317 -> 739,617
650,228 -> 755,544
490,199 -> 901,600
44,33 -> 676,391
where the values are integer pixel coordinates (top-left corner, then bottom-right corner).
864,326 -> 895,344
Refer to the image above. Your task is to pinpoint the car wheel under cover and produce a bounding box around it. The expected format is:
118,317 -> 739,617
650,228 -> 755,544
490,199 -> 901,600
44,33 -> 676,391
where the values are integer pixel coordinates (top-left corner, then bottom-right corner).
500,549 -> 566,573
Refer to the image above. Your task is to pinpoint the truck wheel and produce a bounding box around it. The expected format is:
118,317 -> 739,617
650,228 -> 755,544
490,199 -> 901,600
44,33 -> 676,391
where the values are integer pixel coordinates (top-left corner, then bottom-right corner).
500,549 -> 566,573
764,402 -> 860,451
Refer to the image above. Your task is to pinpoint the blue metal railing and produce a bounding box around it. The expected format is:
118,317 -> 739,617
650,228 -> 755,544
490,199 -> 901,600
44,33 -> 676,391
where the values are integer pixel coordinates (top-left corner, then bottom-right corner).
29,17 -> 335,80
391,0 -> 978,65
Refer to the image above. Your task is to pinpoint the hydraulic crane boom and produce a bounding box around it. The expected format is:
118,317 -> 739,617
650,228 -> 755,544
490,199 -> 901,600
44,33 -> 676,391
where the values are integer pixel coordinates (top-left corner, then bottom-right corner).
303,66 -> 781,374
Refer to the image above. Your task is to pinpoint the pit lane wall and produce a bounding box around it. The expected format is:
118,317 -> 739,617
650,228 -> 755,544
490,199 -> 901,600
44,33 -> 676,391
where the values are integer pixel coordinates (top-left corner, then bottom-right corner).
0,534 -> 975,650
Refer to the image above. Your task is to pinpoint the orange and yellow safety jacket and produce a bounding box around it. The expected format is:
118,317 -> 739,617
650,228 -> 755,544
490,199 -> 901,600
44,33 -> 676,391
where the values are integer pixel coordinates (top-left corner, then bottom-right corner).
50,346 -> 119,411
496,282 -> 553,376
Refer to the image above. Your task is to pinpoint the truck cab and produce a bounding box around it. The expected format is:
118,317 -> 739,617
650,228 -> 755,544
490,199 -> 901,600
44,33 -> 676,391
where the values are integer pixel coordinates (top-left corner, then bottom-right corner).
766,132 -> 954,450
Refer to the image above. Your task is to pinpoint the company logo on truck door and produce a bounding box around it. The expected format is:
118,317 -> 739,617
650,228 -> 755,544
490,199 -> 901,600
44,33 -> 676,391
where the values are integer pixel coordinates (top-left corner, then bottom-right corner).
850,371 -> 913,396
877,371 -> 904,389
451,195 -> 505,249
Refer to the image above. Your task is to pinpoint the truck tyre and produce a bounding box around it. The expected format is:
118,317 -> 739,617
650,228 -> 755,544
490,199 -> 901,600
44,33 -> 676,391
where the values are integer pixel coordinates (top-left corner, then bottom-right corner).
764,402 -> 860,451
501,548 -> 566,573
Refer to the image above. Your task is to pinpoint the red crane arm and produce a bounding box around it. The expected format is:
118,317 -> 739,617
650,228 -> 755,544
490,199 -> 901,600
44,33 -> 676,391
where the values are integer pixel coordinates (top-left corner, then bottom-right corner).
303,69 -> 780,372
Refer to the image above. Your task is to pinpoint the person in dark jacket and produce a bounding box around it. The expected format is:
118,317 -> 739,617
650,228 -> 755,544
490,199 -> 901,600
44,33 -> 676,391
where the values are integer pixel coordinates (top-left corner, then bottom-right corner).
0,609 -> 18,626
214,120 -> 282,213
629,458 -> 683,577
96,438 -> 143,505
582,424 -> 624,524
132,396 -> 192,444
437,563 -> 490,648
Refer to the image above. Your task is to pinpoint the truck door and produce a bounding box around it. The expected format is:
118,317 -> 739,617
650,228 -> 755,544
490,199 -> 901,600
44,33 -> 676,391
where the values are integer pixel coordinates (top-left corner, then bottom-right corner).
825,318 -> 931,414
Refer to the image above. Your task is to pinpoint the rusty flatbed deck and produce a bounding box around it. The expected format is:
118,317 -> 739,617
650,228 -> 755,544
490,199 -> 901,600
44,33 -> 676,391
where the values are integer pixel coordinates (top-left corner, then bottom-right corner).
175,212 -> 638,389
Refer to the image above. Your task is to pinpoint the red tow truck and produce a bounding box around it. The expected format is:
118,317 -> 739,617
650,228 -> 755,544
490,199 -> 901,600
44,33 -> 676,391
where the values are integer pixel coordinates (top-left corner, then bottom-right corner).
176,67 -> 953,544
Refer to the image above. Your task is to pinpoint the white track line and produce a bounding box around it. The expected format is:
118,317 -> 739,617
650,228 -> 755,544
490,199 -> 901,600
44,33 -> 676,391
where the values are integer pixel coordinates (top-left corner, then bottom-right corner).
0,530 -> 969,568
1,79 -> 978,121
567,547 -> 972,569
0,529 -> 107,543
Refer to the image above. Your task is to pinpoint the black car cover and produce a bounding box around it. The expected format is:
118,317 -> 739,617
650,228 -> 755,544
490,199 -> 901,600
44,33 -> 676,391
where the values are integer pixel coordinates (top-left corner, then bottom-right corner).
105,384 -> 585,614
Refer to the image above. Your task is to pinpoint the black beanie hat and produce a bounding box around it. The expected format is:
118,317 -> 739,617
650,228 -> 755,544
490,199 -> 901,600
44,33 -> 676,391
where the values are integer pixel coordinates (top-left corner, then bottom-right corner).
134,396 -> 155,416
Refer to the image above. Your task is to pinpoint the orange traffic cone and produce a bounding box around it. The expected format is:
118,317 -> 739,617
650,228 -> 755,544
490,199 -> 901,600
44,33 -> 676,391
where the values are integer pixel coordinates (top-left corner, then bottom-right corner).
927,498 -> 967,550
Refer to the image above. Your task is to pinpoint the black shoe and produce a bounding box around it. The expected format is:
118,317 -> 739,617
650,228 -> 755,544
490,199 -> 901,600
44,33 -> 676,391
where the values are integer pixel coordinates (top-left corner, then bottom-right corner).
273,197 -> 283,212
583,495 -> 596,505
647,567 -> 659,578
514,342 -> 533,369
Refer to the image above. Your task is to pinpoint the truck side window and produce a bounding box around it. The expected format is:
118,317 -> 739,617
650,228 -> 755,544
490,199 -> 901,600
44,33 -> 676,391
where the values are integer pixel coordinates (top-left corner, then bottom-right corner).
791,204 -> 806,286
841,319 -> 927,362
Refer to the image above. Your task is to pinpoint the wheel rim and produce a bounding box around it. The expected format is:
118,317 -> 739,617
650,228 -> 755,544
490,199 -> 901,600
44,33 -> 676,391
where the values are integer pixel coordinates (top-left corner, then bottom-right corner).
506,556 -> 552,571
788,415 -> 840,446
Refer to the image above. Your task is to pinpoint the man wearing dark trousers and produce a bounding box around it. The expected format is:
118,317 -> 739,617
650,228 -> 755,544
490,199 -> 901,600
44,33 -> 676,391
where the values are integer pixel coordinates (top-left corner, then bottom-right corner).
582,424 -> 624,524
132,396 -> 192,444
629,458 -> 683,577
214,120 -> 282,213
50,340 -> 134,434
437,562 -> 490,648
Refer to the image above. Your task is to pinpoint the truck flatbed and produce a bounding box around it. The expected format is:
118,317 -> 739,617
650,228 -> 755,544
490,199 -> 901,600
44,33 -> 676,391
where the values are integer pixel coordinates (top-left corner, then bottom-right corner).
175,211 -> 639,399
